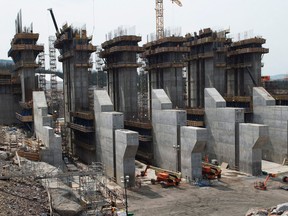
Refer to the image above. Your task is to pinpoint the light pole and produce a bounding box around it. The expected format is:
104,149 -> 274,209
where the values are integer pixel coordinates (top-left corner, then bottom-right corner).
121,175 -> 130,216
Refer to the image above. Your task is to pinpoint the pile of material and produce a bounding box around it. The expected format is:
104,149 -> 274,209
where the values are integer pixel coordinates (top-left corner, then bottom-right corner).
246,203 -> 288,216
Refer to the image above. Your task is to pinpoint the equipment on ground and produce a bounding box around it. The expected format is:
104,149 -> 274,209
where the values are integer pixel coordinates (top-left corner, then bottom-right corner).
155,0 -> 182,40
283,176 -> 288,183
141,165 -> 181,187
202,162 -> 222,180
254,173 -> 277,190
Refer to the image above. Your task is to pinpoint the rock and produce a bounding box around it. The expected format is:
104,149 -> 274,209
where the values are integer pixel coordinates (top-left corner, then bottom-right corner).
276,203 -> 288,214
0,151 -> 8,160
50,187 -> 83,216
245,208 -> 268,216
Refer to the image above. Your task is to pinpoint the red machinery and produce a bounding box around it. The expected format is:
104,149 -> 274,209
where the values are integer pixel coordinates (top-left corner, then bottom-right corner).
254,173 -> 277,190
141,165 -> 181,187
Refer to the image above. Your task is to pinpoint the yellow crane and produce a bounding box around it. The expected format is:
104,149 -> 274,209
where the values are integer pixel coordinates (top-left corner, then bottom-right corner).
155,0 -> 182,40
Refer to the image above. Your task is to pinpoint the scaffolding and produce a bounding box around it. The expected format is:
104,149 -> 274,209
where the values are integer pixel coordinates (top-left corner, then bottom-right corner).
38,49 -> 46,91
49,36 -> 58,114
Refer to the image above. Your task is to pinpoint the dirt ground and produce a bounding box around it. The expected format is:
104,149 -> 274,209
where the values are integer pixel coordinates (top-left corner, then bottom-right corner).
127,169 -> 288,216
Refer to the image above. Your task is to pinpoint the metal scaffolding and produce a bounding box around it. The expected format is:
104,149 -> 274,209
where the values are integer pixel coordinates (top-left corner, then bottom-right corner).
38,50 -> 46,91
49,36 -> 58,114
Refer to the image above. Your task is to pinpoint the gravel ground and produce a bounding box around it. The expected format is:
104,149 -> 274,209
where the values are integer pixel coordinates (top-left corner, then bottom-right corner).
0,177 -> 50,216
128,169 -> 288,216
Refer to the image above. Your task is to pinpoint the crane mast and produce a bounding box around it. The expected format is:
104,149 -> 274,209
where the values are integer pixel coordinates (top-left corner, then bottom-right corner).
155,0 -> 182,40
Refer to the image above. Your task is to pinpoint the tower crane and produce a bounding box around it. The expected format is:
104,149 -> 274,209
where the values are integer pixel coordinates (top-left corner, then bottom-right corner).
155,0 -> 182,40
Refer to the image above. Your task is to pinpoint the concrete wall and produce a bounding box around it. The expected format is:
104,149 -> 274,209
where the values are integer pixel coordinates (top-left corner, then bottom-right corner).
181,126 -> 207,181
33,91 -> 62,168
152,89 -> 187,171
205,88 -> 245,168
239,123 -> 269,175
115,129 -> 139,187
0,94 -> 21,125
253,87 -> 288,163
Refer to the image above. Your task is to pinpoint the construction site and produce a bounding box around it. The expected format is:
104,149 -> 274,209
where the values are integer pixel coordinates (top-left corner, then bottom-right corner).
0,1 -> 288,216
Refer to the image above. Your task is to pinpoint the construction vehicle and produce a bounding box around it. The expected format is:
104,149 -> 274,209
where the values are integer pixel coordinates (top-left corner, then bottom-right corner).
254,173 -> 277,190
202,162 -> 222,180
141,165 -> 181,187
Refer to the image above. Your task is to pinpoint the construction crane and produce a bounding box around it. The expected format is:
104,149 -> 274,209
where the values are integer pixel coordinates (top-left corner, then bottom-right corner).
47,8 -> 60,35
155,0 -> 182,40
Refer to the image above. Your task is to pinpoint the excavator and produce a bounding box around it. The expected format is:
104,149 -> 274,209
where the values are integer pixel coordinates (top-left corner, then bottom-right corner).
140,165 -> 182,187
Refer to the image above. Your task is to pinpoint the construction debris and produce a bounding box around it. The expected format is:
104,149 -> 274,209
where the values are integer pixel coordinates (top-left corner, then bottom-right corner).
246,203 -> 288,216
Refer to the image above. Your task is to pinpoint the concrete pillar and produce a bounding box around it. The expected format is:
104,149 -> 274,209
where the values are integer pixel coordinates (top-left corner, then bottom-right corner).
115,129 -> 139,187
239,123 -> 269,176
181,126 -> 207,181
152,89 -> 187,171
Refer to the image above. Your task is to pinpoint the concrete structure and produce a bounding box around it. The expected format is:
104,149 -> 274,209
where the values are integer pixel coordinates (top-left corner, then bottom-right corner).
115,129 -> 139,187
227,38 -> 268,97
94,90 -> 139,183
185,28 -> 230,107
181,126 -> 207,181
54,24 -> 96,160
152,89 -> 186,171
100,34 -> 144,120
143,37 -> 189,109
8,11 -> 43,127
239,123 -> 269,175
253,87 -> 288,163
205,88 -> 245,169
33,91 -> 62,168
94,90 -> 124,177
0,60 -> 21,125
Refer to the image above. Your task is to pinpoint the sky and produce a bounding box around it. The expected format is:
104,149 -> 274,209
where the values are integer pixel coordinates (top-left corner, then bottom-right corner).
0,0 -> 287,76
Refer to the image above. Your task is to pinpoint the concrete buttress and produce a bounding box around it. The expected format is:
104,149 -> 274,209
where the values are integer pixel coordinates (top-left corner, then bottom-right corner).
115,129 -> 139,187
239,123 -> 269,176
152,89 -> 187,171
181,126 -> 207,181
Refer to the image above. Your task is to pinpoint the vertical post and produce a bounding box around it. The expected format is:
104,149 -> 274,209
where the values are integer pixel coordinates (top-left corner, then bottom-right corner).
121,175 -> 130,215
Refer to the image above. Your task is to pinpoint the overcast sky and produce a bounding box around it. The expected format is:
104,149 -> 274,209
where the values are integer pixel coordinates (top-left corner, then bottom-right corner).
0,0 -> 287,76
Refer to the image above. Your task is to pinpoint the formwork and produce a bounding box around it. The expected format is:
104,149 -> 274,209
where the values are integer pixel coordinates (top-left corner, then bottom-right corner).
143,36 -> 189,109
226,37 -> 269,97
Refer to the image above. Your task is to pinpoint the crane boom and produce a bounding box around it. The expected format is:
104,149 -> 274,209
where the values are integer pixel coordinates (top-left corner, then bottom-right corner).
47,8 -> 59,35
172,0 -> 182,7
155,0 -> 182,40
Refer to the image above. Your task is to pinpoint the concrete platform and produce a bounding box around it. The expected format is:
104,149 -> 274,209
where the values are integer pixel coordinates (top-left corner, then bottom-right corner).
262,160 -> 288,176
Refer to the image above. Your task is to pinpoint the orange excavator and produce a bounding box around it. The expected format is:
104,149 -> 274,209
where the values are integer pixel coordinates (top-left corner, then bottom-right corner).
254,173 -> 277,190
140,165 -> 182,187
